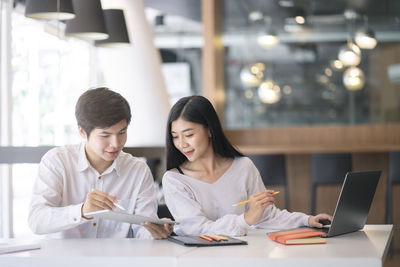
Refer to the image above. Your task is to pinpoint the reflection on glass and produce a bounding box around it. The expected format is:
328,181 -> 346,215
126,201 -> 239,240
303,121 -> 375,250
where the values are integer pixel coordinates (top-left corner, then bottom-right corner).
257,32 -> 279,48
240,65 -> 263,87
343,67 -> 365,91
338,43 -> 361,67
355,29 -> 377,50
258,80 -> 281,104
330,60 -> 344,71
221,0 -> 399,128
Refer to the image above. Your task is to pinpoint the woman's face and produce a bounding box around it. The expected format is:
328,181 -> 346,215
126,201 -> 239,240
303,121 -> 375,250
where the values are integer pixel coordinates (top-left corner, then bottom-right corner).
171,117 -> 212,162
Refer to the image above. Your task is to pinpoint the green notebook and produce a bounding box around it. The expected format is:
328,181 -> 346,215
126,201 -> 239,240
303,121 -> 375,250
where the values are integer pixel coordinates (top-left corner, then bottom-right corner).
168,235 -> 247,247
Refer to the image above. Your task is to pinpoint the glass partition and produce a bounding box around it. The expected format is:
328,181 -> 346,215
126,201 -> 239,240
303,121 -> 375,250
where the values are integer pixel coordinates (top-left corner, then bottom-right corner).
222,0 -> 400,129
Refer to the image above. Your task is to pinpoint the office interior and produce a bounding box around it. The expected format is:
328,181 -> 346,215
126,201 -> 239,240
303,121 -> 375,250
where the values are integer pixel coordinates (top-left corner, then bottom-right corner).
0,0 -> 399,265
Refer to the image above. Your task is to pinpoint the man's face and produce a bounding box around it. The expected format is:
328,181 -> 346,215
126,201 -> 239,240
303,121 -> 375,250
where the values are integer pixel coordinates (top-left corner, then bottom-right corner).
79,120 -> 128,167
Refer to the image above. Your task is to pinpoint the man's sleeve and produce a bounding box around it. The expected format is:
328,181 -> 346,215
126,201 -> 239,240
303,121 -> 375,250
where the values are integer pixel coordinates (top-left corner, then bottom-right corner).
27,155 -> 88,234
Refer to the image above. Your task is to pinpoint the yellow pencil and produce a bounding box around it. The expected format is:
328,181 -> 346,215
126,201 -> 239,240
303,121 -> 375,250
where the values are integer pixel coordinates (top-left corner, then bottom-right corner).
199,235 -> 213,242
232,191 -> 280,206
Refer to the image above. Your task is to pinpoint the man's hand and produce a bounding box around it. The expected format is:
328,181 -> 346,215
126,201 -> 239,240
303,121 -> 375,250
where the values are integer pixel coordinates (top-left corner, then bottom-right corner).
81,189 -> 117,217
244,190 -> 276,226
141,219 -> 174,240
308,213 -> 333,228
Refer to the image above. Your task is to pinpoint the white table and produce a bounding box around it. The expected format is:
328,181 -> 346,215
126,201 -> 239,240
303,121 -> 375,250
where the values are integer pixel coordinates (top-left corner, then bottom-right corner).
179,225 -> 393,267
0,225 -> 393,267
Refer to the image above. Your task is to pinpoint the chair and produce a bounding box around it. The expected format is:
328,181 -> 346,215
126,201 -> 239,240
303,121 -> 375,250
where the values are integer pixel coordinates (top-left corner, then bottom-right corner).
310,153 -> 352,215
386,151 -> 400,224
145,158 -> 161,180
248,154 -> 289,210
386,151 -> 400,258
145,158 -> 175,220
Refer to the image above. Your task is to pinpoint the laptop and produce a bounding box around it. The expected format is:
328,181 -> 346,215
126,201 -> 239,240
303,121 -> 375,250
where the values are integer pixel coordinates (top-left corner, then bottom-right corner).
317,170 -> 381,237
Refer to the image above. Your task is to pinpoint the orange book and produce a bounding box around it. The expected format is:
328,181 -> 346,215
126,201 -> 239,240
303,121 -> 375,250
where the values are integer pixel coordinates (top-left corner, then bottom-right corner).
268,228 -> 326,245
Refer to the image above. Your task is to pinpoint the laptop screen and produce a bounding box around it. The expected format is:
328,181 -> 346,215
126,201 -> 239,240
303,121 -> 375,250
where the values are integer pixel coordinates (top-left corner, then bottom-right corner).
324,170 -> 381,237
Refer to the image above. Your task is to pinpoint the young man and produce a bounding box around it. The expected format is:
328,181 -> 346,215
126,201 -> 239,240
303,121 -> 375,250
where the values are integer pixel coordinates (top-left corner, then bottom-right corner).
28,87 -> 172,239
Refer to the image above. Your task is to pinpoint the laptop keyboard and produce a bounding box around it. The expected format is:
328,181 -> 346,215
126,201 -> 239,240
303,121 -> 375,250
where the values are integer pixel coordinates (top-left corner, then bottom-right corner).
306,226 -> 330,233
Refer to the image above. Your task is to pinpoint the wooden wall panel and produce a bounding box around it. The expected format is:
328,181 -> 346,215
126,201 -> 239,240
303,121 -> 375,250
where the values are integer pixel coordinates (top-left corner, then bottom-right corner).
202,0 -> 225,118
227,124 -> 400,154
286,154 -> 310,214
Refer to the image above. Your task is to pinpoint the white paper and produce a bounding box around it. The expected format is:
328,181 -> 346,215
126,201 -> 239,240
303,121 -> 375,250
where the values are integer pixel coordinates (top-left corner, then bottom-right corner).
0,240 -> 41,254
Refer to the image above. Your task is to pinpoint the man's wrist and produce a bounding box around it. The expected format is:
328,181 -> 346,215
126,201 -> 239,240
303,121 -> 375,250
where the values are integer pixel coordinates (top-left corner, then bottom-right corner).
81,203 -> 93,220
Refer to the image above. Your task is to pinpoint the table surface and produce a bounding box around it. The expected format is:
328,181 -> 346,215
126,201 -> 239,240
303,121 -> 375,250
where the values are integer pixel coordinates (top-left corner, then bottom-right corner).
0,225 -> 393,267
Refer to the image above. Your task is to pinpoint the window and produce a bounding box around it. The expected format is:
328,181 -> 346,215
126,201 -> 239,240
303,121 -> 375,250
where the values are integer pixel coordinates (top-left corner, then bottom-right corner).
0,7 -> 98,238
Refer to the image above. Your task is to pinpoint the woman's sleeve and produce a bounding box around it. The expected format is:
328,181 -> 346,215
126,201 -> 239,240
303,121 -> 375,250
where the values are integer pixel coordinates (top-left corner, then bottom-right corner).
162,173 -> 250,236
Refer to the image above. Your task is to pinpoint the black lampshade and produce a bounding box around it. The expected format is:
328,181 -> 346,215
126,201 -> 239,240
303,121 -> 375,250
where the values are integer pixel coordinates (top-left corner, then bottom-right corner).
65,0 -> 109,40
155,14 -> 164,26
25,0 -> 75,20
95,9 -> 130,48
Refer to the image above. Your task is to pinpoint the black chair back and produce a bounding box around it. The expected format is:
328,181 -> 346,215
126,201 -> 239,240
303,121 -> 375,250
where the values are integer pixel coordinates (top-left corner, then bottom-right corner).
248,154 -> 289,210
386,151 -> 400,223
310,153 -> 352,215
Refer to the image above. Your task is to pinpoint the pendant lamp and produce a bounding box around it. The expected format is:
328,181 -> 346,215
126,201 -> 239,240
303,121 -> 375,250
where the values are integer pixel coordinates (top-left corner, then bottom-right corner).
258,80 -> 281,104
25,0 -> 75,20
65,0 -> 109,40
355,28 -> 377,50
338,42 -> 361,66
257,29 -> 279,48
95,9 -> 130,48
257,16 -> 279,48
343,67 -> 365,90
355,15 -> 377,50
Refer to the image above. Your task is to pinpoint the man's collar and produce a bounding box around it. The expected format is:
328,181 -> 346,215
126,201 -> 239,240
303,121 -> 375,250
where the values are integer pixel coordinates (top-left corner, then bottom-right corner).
77,142 -> 122,176
77,142 -> 90,172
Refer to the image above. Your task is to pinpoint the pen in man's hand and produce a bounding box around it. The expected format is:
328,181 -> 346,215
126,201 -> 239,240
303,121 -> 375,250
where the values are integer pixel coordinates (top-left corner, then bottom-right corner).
114,202 -> 126,211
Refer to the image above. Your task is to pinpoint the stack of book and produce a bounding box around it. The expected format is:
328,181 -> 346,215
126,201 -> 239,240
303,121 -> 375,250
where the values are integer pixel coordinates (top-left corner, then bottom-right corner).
268,228 -> 326,245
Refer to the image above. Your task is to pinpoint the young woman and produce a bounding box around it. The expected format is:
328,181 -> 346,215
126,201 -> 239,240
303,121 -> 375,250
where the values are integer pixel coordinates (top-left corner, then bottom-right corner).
162,95 -> 332,236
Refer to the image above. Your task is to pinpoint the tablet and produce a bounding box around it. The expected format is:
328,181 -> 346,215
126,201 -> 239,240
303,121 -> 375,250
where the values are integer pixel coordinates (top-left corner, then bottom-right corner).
84,210 -> 178,225
168,235 -> 247,247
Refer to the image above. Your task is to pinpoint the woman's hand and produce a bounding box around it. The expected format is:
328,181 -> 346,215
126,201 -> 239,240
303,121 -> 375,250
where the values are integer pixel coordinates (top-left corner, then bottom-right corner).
141,219 -> 174,239
308,213 -> 333,228
244,190 -> 276,226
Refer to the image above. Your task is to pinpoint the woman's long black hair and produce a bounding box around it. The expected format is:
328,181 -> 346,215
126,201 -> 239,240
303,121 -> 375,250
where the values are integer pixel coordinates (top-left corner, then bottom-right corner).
166,95 -> 243,170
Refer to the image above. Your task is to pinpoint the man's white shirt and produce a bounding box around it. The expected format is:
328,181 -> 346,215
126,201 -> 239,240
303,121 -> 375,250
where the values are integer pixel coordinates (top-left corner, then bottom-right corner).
28,142 -> 156,239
